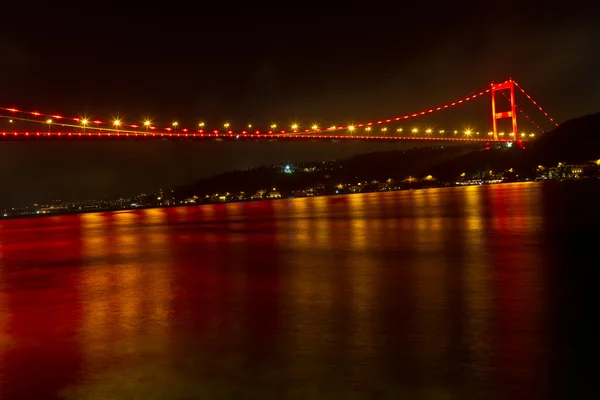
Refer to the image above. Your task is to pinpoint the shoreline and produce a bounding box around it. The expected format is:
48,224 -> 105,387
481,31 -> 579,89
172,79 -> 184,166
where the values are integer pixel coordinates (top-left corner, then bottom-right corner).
0,179 -> 570,222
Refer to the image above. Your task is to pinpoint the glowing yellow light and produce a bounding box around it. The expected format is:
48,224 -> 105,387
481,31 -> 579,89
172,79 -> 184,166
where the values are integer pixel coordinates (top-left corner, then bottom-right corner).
426,128 -> 432,134
291,123 -> 299,131
521,132 -> 526,137
172,121 -> 179,127
499,132 -> 505,136
330,125 -> 336,131
530,133 -> 535,137
113,119 -> 121,127
224,122 -> 230,129
81,118 -> 88,125
488,131 -> 493,136
439,130 -> 445,134
382,127 -> 387,132
9,119 -> 13,123
365,127 -> 372,132
144,120 -> 152,126
271,123 -> 277,129
248,124 -> 252,128
412,128 -> 418,133
46,119 -> 53,124
397,128 -> 403,132
311,124 -> 318,131
453,130 -> 458,134
465,129 -> 472,135
348,125 -> 355,132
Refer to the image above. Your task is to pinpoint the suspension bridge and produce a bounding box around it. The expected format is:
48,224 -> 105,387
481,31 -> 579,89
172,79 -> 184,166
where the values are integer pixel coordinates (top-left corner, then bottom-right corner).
0,79 -> 557,143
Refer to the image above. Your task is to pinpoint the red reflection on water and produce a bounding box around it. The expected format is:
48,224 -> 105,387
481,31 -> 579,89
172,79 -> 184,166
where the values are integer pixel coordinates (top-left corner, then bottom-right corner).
488,183 -> 545,398
0,215 -> 84,400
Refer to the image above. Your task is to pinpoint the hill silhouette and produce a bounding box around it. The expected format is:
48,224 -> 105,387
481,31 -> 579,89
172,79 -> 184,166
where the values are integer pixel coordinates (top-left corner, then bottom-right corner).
424,111 -> 600,180
173,112 -> 600,199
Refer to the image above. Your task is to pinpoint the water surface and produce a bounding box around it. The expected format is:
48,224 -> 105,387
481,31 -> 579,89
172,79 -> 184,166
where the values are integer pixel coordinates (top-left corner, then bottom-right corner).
0,181 -> 597,399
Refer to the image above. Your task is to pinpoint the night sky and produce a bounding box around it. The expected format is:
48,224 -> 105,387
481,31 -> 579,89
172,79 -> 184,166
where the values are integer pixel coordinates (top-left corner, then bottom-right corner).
0,5 -> 598,207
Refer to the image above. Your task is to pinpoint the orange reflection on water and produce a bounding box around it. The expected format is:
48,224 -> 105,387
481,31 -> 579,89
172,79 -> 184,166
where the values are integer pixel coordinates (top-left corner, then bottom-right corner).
347,193 -> 377,364
285,196 -> 335,358
461,185 -> 493,384
412,188 -> 449,377
79,209 -> 173,382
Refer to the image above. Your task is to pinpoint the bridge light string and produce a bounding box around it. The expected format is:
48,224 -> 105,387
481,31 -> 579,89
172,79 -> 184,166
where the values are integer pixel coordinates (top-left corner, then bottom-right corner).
0,83 -> 495,136
0,114 -> 508,141
0,114 -> 520,143
0,130 -> 513,142
512,80 -> 559,127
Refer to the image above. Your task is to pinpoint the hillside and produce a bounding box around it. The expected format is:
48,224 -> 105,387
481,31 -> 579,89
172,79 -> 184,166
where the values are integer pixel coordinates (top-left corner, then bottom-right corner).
173,112 -> 600,199
424,112 -> 600,180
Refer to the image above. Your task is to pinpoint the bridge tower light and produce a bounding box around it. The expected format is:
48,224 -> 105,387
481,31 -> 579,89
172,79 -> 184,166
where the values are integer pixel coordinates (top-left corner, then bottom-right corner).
491,79 -> 518,141
144,120 -> 152,133
81,118 -> 88,135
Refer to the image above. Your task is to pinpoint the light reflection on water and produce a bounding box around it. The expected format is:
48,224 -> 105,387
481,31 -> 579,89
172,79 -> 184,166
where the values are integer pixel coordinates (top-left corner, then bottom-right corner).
0,181 -> 597,399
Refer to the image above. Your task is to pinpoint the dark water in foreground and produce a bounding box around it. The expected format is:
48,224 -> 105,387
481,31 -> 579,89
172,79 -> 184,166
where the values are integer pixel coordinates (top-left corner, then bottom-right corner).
0,182 -> 597,399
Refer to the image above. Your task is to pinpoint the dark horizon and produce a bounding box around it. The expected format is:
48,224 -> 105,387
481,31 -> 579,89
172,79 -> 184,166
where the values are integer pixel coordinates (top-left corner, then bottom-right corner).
1,5 -> 598,207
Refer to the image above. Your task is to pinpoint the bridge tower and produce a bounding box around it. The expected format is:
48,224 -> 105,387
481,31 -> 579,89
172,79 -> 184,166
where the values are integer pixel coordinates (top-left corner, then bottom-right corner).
491,79 -> 518,141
